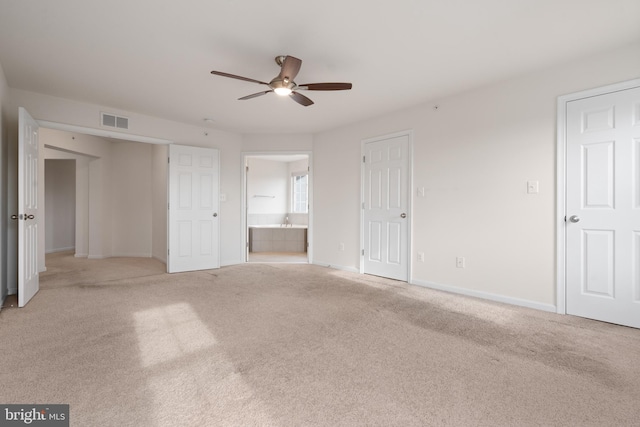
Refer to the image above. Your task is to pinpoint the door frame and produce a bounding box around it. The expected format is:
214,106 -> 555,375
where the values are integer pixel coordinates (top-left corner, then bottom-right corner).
11,118 -> 172,283
240,151 -> 313,263
556,78 -> 640,315
360,129 -> 413,282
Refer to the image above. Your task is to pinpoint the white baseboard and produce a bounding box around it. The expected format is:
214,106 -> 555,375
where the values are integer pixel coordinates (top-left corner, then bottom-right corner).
312,261 -> 360,274
411,278 -> 557,313
45,246 -> 75,254
74,253 -> 88,258
152,255 -> 167,265
111,252 -> 152,258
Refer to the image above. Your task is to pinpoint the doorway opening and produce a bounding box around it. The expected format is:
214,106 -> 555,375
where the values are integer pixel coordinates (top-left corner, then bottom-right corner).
44,159 -> 76,256
242,152 -> 312,264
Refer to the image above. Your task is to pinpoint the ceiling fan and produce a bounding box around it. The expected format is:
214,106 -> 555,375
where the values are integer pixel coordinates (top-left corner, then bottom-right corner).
210,55 -> 352,107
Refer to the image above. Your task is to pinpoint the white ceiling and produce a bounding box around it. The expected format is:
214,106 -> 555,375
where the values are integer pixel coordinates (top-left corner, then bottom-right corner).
0,0 -> 639,134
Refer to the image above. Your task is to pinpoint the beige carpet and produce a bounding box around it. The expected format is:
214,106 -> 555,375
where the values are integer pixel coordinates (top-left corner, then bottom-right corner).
1,252 -> 639,426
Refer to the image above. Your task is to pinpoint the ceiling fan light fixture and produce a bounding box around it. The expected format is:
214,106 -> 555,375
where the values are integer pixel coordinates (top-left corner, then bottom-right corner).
274,87 -> 292,96
270,77 -> 295,96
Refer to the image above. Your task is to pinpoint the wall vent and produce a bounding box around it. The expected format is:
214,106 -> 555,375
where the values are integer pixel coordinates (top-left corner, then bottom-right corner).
101,112 -> 129,130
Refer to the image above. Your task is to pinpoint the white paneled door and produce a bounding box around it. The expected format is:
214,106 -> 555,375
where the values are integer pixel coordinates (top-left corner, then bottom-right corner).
363,134 -> 410,281
168,145 -> 220,273
566,85 -> 640,328
17,107 -> 40,307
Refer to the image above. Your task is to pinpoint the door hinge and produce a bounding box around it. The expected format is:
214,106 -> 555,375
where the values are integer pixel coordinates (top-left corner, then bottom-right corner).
362,202 -> 365,209
362,155 -> 366,163
167,249 -> 170,255
167,157 -> 170,163
362,249 -> 365,256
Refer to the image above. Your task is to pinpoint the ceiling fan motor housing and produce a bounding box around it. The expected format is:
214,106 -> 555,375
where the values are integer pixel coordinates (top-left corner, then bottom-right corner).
270,77 -> 296,91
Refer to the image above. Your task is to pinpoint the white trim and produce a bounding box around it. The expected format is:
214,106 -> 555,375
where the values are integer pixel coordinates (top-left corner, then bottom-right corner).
110,252 -> 153,258
360,129 -> 414,282
37,120 -> 173,145
313,261 -> 360,274
556,78 -> 640,315
412,279 -> 557,313
241,151 -> 314,264
45,246 -> 75,254
152,254 -> 167,265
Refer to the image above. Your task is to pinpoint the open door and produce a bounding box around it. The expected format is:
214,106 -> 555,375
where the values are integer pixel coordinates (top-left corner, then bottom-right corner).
167,144 -> 220,273
16,107 -> 40,306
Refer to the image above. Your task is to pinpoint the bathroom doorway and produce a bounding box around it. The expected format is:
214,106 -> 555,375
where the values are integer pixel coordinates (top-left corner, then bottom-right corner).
242,152 -> 312,263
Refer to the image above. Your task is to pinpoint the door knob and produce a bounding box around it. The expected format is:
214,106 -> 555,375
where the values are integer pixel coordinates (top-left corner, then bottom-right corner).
11,214 -> 19,220
213,213 -> 218,217
400,213 -> 407,219
26,214 -> 35,220
569,215 -> 580,223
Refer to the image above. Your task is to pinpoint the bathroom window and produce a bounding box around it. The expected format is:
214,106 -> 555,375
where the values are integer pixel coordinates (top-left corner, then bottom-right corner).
292,172 -> 308,213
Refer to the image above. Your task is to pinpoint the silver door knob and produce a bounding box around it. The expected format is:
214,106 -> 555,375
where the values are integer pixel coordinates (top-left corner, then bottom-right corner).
400,213 -> 407,218
213,213 -> 218,217
569,215 -> 580,223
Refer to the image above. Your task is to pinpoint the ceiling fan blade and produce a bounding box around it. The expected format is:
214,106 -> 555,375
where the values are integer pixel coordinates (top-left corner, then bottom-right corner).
278,56 -> 302,82
238,90 -> 273,100
289,91 -> 314,107
210,70 -> 269,86
297,83 -> 353,91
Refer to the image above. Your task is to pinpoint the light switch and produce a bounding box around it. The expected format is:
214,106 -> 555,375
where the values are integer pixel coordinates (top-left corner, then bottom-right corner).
219,193 -> 227,202
527,181 -> 539,194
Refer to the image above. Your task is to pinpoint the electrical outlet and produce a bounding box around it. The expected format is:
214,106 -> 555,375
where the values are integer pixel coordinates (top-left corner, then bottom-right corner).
339,243 -> 345,251
456,257 -> 465,268
527,180 -> 539,194
418,252 -> 425,262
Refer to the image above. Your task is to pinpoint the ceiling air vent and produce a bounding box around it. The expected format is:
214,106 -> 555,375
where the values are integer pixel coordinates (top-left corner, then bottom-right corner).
101,112 -> 129,130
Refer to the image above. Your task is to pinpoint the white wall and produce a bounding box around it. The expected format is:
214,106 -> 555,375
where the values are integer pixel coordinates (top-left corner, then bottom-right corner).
44,160 -> 76,253
243,134 -> 313,152
111,140 -> 153,257
313,42 -> 640,309
247,158 -> 288,215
